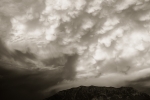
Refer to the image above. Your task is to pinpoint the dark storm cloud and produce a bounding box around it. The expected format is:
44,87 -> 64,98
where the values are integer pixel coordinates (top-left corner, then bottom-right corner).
0,54 -> 78,100
0,40 -> 10,58
11,50 -> 36,64
62,54 -> 78,79
0,38 -> 37,70
0,69 -> 61,100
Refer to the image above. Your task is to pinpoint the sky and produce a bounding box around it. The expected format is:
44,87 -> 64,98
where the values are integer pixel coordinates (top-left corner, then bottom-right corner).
1,0 -> 150,100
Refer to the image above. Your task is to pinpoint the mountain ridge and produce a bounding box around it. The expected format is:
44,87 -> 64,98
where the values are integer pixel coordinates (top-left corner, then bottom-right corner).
44,86 -> 150,100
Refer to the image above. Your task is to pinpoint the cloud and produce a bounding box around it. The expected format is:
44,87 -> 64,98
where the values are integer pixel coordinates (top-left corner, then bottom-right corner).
0,54 -> 78,100
1,0 -> 150,99
47,68 -> 150,94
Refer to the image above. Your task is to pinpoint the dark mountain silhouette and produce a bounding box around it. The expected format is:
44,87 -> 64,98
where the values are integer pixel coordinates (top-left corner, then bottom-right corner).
44,86 -> 150,100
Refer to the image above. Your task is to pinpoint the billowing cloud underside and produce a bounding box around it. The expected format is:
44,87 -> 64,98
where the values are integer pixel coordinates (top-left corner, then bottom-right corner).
1,0 -> 150,98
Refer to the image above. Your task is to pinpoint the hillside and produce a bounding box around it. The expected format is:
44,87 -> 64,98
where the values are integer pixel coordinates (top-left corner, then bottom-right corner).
44,86 -> 150,100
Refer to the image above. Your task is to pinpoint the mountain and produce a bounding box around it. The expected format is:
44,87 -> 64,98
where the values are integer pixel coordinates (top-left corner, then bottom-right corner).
44,86 -> 150,100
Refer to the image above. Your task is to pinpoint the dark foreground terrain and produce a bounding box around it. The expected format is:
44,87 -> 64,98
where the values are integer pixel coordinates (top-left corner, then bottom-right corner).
44,86 -> 150,100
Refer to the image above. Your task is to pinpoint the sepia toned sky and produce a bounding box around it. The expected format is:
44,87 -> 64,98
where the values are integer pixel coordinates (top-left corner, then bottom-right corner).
1,0 -> 150,100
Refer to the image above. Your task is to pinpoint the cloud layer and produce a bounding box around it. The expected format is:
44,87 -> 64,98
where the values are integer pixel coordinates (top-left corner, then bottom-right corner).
1,0 -> 150,99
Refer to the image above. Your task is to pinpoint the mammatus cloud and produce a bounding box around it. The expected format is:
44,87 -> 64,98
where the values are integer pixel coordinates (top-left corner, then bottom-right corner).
1,0 -> 150,100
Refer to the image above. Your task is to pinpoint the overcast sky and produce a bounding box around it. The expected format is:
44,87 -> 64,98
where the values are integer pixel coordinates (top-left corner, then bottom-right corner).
1,0 -> 150,100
